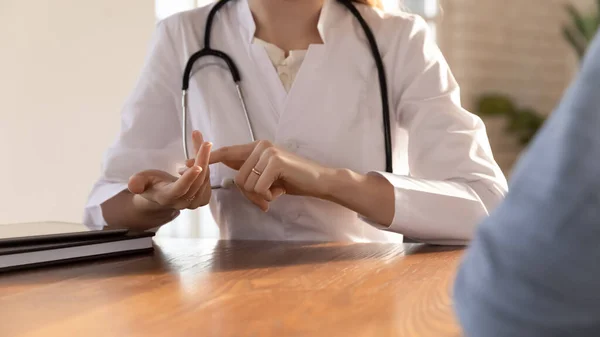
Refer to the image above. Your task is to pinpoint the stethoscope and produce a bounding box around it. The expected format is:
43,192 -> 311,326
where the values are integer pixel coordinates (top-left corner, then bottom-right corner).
182,0 -> 392,190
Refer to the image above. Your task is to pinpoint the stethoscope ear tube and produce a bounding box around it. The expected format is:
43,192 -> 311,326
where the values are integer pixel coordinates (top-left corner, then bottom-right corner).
182,49 -> 242,91
182,90 -> 190,160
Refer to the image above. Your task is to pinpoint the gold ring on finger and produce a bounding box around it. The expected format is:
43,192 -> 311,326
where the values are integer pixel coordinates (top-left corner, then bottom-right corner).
251,168 -> 262,176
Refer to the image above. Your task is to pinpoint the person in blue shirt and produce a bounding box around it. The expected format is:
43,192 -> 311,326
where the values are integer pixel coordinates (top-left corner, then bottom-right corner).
453,33 -> 600,336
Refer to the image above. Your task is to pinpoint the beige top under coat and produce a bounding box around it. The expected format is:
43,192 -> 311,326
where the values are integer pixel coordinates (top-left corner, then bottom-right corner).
253,38 -> 308,92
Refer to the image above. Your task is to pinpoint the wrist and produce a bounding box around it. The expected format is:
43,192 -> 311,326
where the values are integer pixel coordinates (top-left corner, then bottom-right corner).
133,194 -> 180,225
318,168 -> 395,227
102,191 -> 179,231
319,168 -> 362,202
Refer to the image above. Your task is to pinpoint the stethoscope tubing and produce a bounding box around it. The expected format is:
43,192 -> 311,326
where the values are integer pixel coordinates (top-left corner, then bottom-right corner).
181,0 -> 393,190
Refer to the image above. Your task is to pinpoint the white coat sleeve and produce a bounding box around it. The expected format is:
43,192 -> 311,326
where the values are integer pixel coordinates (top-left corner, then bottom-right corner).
83,18 -> 183,230
364,16 -> 508,244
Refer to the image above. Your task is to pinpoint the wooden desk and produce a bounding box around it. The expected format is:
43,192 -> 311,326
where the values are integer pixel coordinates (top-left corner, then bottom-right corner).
0,239 -> 464,337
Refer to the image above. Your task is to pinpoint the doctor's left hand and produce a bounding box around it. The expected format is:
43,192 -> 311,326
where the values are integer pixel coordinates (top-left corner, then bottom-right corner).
127,131 -> 212,214
208,140 -> 333,209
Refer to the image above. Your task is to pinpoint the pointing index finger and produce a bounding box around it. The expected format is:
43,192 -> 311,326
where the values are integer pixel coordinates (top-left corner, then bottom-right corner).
209,144 -> 254,165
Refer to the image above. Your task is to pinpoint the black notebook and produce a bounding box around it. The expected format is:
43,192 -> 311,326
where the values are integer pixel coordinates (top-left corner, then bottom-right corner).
0,222 -> 155,272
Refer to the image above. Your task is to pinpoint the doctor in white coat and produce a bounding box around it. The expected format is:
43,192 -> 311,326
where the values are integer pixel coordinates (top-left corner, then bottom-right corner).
85,0 -> 508,244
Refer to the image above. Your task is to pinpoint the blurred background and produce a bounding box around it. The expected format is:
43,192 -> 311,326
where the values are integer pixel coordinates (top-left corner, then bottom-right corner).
1,0 -> 597,237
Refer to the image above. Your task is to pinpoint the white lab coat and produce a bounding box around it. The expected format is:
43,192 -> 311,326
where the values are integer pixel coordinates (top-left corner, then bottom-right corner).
84,0 -> 508,244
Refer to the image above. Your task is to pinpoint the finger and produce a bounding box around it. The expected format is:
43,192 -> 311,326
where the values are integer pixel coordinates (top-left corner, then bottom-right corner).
183,163 -> 210,202
188,174 -> 212,209
247,151 -> 277,201
209,142 -> 257,165
270,185 -> 287,200
177,131 -> 203,175
178,166 -> 189,176
183,141 -> 212,197
168,165 -> 202,198
180,161 -> 209,175
128,173 -> 150,195
238,141 -> 272,192
195,141 -> 212,168
128,170 -> 170,194
129,170 -> 184,207
232,179 -> 269,212
241,189 -> 270,212
180,138 -> 210,176
181,158 -> 196,175
261,184 -> 286,205
182,129 -> 205,173
253,159 -> 280,201
192,130 -> 204,154
212,159 -> 246,171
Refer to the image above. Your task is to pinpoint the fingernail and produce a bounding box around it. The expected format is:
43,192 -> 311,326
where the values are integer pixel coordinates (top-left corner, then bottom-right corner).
194,166 -> 202,173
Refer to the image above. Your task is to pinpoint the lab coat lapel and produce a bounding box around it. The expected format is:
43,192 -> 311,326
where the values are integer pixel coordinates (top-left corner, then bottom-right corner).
235,0 -> 285,119
279,46 -> 325,115
278,0 -> 348,125
250,44 -> 287,115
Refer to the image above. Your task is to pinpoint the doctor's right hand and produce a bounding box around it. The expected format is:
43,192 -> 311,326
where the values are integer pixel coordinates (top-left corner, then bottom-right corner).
127,131 -> 212,212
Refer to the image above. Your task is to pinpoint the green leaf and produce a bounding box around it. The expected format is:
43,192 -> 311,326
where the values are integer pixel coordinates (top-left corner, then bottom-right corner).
476,94 -> 545,145
563,26 -> 587,60
583,16 -> 599,40
565,4 -> 589,36
519,133 -> 535,145
476,95 -> 516,116
520,109 -> 544,128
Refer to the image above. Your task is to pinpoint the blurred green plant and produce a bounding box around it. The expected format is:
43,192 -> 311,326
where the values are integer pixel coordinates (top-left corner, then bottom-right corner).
562,0 -> 600,60
475,2 -> 599,146
476,95 -> 545,145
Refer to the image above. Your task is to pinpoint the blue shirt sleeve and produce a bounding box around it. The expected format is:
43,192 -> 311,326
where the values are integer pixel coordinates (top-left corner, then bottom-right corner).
453,33 -> 600,337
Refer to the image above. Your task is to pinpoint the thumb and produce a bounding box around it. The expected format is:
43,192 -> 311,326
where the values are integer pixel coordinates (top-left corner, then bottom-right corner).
270,186 -> 287,199
128,173 -> 151,194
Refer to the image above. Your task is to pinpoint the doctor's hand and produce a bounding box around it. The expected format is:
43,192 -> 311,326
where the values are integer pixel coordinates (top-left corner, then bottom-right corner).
128,131 -> 212,211
209,140 -> 333,210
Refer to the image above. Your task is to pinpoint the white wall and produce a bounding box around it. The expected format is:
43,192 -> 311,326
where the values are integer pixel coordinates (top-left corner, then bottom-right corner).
0,0 -> 155,224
